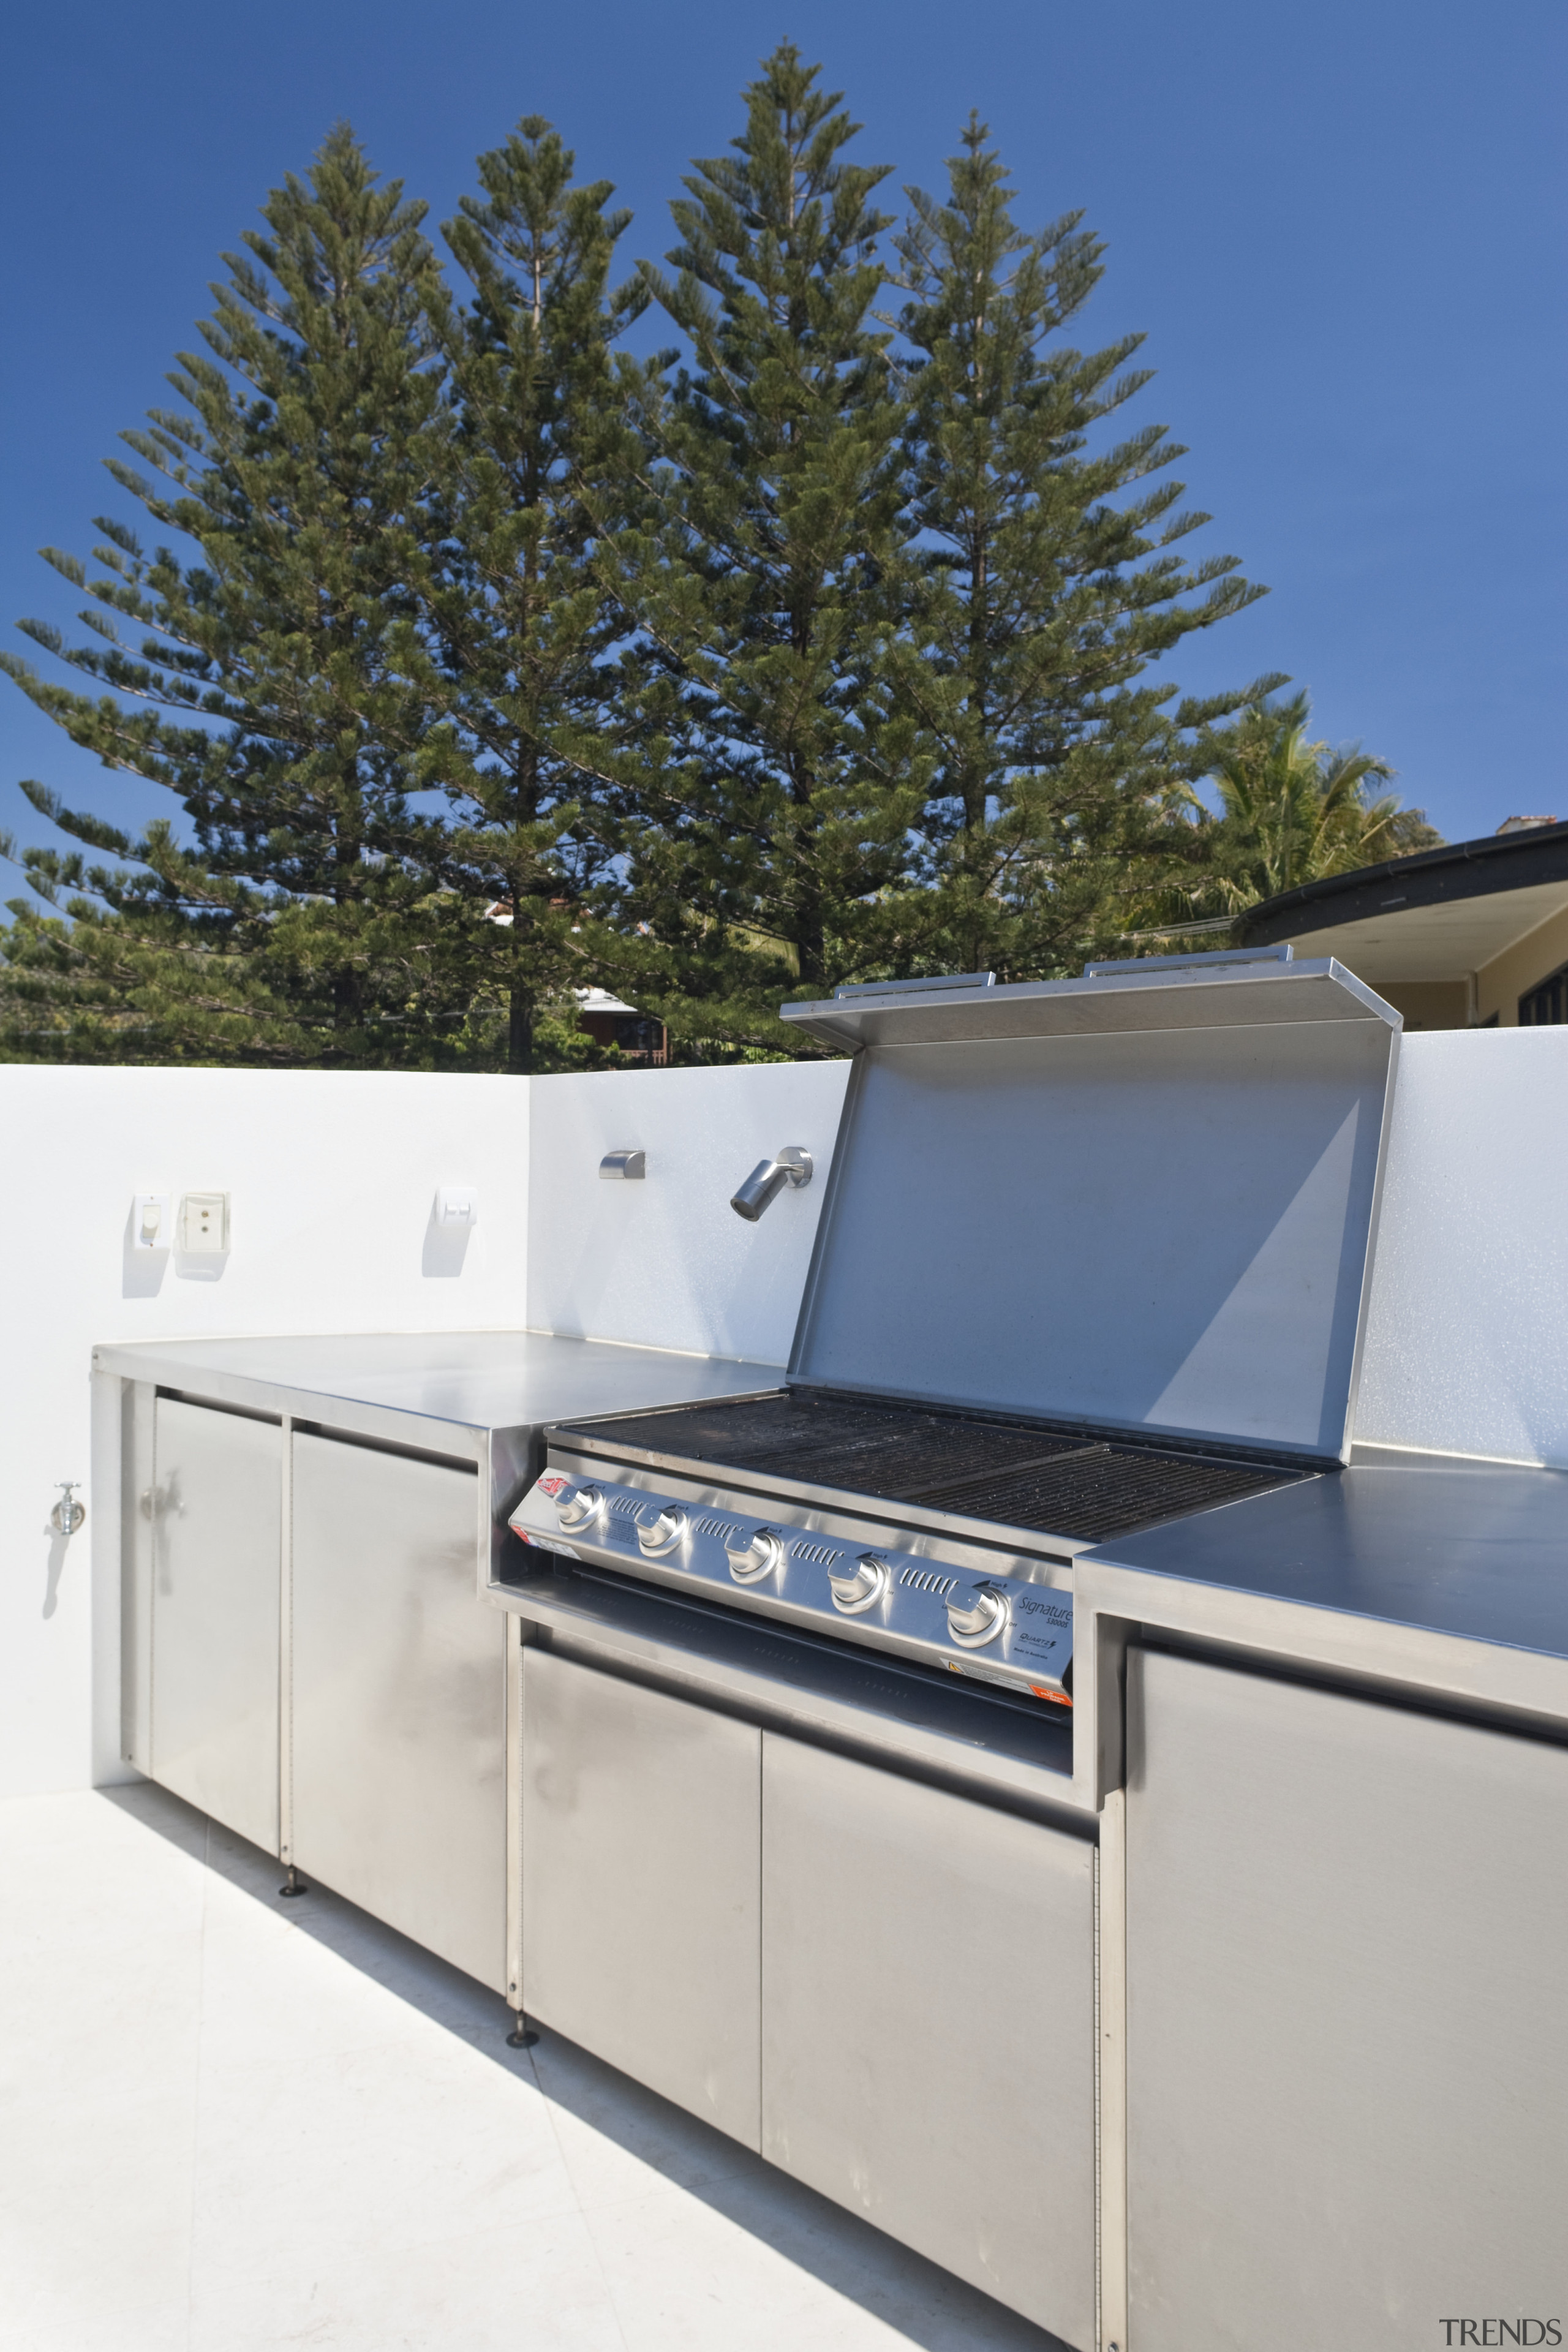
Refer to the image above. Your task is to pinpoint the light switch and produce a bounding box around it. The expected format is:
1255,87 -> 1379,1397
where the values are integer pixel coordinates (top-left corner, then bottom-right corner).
435,1186 -> 478,1227
180,1193 -> 230,1253
132,1194 -> 170,1250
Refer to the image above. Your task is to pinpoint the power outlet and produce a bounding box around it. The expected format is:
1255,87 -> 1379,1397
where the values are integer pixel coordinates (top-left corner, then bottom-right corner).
180,1193 -> 230,1254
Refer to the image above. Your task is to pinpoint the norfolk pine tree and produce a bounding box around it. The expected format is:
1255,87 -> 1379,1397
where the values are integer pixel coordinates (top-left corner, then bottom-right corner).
1,127 -> 454,1064
883,119 -> 1281,979
607,43 -> 928,1050
395,116 -> 650,1072
3,89 -> 1308,1064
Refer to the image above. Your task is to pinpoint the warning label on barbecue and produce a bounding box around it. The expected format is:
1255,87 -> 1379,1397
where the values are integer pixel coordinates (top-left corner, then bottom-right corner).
946,1656 -> 1069,1704
515,1531 -> 579,1561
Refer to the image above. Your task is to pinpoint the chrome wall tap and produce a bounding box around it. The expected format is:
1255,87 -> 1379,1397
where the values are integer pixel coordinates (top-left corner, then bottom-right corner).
730,1145 -> 813,1222
50,1482 -> 85,1539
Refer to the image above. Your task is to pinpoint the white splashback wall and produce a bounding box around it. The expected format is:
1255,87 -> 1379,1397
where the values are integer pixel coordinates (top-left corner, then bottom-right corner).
1355,1029 -> 1568,1466
527,1061 -> 853,1365
0,1068 -> 530,1798
6,1028 -> 1568,1798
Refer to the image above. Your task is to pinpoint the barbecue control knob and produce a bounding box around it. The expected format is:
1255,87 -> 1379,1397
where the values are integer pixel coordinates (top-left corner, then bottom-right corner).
726,1527 -> 785,1585
829,1552 -> 890,1615
946,1581 -> 1010,1648
555,1483 -> 604,1532
636,1502 -> 690,1558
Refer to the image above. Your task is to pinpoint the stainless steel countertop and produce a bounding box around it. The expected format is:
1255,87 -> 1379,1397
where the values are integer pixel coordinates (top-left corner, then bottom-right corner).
96,1330 -> 1568,1802
1088,1460 -> 1568,1658
93,1330 -> 782,1444
1074,1458 -> 1568,1809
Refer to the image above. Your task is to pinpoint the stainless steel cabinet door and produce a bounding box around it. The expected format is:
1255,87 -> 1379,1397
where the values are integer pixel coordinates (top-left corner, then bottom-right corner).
291,1433 -> 503,1991
761,1735 -> 1096,2348
1125,1647 -> 1568,2350
521,1649 -> 762,2147
150,1396 -> 281,1852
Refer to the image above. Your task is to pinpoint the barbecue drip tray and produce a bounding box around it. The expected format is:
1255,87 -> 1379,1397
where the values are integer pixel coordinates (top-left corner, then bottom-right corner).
557,1388 -> 1304,1545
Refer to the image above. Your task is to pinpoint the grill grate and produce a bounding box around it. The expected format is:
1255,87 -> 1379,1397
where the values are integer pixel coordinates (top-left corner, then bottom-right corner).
908,1446 -> 1292,1541
564,1391 -> 1083,1500
562,1389 -> 1305,1544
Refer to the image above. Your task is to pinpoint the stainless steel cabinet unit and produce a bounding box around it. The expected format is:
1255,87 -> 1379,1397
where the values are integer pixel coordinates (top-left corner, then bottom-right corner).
291,1432 -> 503,1991
1125,1645 -> 1568,2350
762,1736 -> 1096,2349
146,1396 -> 282,1853
511,1576 -> 1094,2347
521,1648 -> 763,2144
108,1333 -> 779,2008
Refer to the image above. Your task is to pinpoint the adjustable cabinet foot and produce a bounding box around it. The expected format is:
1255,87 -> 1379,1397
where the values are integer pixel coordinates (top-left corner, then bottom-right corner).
506,2011 -> 538,2049
279,1864 -> 309,1899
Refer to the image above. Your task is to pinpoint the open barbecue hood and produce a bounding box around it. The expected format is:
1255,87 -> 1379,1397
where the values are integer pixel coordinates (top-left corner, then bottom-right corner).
781,951 -> 1402,1466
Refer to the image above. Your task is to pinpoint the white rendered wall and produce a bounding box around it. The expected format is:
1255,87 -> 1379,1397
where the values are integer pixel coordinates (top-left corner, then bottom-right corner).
529,1038 -> 1568,1464
0,1057 -> 850,1799
1355,1029 -> 1568,1465
6,1031 -> 1566,1798
527,1061 -> 853,1365
0,1068 -> 530,1798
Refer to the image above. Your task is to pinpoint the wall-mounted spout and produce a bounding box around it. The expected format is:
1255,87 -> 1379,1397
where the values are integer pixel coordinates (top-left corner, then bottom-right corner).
730,1145 -> 813,1223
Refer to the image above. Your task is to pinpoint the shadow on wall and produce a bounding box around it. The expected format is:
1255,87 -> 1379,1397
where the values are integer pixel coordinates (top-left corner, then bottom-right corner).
102,1779 -> 1065,2352
121,1199 -> 231,1295
123,1189 -> 475,1289
42,1523 -> 70,1619
421,1203 -> 474,1278
123,1199 -> 167,1298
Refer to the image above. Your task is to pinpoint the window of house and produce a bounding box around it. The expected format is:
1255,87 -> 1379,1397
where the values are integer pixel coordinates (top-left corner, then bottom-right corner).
1519,964 -> 1568,1024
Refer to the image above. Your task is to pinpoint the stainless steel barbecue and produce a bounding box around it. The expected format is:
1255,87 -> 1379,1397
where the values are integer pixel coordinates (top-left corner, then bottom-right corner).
513,1389 -> 1304,1705
498,945 -> 1402,2346
508,946 -> 1401,1708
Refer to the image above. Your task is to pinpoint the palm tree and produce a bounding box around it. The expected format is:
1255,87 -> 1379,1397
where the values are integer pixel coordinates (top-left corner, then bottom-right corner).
1132,693 -> 1441,935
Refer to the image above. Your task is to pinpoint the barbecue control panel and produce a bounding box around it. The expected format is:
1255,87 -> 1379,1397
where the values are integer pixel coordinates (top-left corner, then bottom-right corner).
508,1472 -> 1073,1705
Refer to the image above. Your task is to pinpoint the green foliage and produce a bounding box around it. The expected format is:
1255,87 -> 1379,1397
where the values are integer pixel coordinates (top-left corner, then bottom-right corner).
396,115 -> 655,1071
1,124 -> 459,1065
3,60 -> 1441,1067
1132,691 -> 1441,937
600,43 -> 929,1048
875,117 -> 1281,983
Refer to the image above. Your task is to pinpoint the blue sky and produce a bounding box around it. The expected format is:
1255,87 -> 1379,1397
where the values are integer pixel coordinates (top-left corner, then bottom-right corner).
2,0 -> 1563,903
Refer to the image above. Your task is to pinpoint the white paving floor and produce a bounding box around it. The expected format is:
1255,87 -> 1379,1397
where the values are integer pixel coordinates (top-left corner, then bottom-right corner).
1,1784 -> 1068,2352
